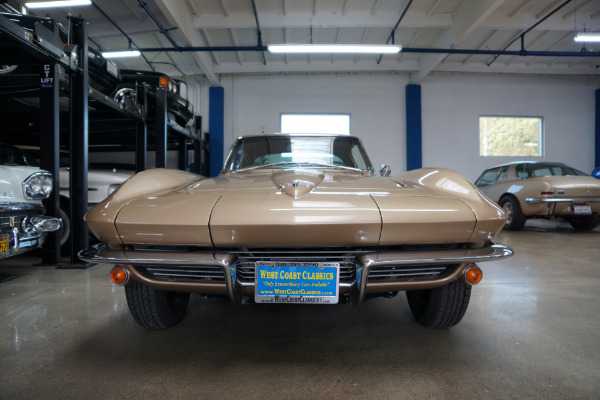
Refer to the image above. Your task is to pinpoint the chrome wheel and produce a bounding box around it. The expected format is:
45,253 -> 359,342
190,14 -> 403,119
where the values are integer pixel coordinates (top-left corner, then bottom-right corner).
114,87 -> 136,106
0,65 -> 17,74
500,196 -> 526,231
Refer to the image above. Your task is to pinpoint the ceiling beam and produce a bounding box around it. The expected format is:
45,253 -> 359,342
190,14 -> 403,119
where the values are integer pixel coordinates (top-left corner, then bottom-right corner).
153,0 -> 218,85
410,0 -> 506,83
189,10 -> 584,32
213,59 -> 420,74
184,0 -> 200,16
191,10 -> 451,30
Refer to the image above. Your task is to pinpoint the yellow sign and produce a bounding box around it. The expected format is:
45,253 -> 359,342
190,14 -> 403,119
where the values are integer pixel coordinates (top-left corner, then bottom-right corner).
0,236 -> 9,253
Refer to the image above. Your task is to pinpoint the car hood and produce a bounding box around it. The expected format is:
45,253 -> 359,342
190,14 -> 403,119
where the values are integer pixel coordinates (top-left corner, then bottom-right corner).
90,168 -> 504,248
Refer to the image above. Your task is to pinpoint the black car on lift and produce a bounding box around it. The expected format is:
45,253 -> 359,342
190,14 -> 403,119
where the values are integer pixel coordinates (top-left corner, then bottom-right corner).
113,69 -> 194,130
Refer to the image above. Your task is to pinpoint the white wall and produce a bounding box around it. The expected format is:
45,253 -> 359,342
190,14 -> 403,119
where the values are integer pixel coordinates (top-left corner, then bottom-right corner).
214,72 -> 598,181
220,74 -> 408,174
421,73 -> 598,181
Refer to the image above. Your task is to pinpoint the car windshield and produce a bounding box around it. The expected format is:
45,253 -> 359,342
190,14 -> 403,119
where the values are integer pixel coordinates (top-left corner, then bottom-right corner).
0,144 -> 39,167
223,135 -> 374,173
518,163 -> 588,178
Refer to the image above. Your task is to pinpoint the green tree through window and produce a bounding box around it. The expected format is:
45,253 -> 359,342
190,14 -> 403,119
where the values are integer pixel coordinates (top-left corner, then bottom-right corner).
480,116 -> 542,156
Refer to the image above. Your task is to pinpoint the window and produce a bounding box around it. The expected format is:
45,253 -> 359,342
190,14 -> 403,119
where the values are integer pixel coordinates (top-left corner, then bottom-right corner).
222,135 -> 373,172
517,162 -> 587,178
475,168 -> 501,186
281,114 -> 350,135
479,116 -> 543,157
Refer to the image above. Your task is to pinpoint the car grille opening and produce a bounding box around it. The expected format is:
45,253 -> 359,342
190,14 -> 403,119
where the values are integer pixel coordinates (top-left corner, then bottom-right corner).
367,264 -> 451,282
140,265 -> 226,283
0,207 -> 43,230
232,248 -> 360,285
131,244 -> 466,285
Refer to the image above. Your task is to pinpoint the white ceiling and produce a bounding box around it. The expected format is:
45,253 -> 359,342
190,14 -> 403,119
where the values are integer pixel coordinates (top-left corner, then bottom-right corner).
22,0 -> 600,84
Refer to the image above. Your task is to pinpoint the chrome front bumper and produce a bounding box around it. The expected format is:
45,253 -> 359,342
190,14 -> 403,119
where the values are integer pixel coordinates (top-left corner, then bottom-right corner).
79,243 -> 513,304
0,221 -> 62,260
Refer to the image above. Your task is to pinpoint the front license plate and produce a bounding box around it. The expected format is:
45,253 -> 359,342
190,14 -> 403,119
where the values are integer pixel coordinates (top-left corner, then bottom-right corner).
0,236 -> 8,254
255,262 -> 340,304
573,204 -> 592,215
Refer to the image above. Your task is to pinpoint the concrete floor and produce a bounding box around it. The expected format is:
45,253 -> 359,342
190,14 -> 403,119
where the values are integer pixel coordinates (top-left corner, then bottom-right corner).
1,219 -> 599,399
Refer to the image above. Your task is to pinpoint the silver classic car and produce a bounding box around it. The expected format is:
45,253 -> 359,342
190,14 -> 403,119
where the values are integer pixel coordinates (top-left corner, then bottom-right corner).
475,161 -> 600,231
80,134 -> 513,330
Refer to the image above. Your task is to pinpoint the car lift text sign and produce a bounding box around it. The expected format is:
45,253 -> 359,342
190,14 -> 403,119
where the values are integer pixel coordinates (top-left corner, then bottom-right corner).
255,262 -> 340,304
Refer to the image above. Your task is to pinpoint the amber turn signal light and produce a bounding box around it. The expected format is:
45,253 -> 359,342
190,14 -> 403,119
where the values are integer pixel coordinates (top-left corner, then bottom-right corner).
464,265 -> 483,285
159,76 -> 169,88
109,265 -> 129,286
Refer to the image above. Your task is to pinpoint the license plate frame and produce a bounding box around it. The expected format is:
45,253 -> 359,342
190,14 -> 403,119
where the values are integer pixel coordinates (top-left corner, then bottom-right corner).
573,204 -> 592,215
255,261 -> 340,304
0,235 -> 9,254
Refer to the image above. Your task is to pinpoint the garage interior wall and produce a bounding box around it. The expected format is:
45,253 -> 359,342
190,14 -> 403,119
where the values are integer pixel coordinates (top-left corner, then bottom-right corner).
422,73 -> 597,181
220,74 -> 408,174
218,73 -> 597,181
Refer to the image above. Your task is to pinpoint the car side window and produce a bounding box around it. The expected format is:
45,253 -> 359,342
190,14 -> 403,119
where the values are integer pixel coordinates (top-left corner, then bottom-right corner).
497,166 -> 509,182
516,164 -> 528,178
476,168 -> 500,186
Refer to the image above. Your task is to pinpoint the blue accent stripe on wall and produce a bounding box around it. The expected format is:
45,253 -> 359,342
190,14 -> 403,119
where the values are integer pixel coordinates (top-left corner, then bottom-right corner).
406,84 -> 422,171
209,86 -> 225,177
596,88 -> 600,169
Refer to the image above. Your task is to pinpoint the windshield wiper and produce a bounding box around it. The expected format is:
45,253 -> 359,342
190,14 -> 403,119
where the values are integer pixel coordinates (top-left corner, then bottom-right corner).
232,161 -> 299,173
232,161 -> 368,174
300,163 -> 367,173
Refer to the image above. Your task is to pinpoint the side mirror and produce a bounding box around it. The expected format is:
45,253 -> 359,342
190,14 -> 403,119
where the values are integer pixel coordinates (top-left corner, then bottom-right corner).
379,164 -> 391,177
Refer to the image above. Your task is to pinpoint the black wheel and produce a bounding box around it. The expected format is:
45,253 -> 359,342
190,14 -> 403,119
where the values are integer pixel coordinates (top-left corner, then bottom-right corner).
406,281 -> 471,328
568,217 -> 599,231
500,196 -> 526,231
124,281 -> 190,330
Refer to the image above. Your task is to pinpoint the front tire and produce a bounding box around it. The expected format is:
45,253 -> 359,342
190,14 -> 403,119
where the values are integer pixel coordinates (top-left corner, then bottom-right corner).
500,196 -> 526,231
406,281 -> 471,328
125,281 -> 190,330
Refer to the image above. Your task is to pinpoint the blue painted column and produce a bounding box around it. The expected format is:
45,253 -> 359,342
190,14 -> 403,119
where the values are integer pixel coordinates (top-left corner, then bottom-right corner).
596,88 -> 600,168
209,86 -> 225,177
406,84 -> 422,171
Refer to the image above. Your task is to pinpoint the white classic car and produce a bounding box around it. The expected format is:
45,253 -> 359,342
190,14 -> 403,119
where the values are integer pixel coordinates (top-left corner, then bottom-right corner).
1,144 -> 62,259
16,146 -> 132,249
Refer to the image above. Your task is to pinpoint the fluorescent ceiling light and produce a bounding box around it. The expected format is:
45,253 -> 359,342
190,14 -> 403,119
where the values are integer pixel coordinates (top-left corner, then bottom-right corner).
574,32 -> 600,42
102,50 -> 141,58
25,0 -> 92,8
267,44 -> 401,54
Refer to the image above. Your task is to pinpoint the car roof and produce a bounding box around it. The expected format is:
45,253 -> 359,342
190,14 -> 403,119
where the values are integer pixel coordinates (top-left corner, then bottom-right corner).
485,161 -> 569,169
235,133 -> 355,140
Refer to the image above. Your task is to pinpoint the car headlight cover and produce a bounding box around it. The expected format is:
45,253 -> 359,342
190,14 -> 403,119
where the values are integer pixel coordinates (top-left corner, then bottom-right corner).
23,172 -> 53,200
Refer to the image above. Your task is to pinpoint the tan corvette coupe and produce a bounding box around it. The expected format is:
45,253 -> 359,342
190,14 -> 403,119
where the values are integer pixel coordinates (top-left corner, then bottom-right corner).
80,134 -> 512,330
475,162 -> 600,231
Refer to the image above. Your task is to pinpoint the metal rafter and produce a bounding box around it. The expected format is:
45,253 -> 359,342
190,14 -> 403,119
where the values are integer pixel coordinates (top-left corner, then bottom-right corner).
487,0 -> 572,66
